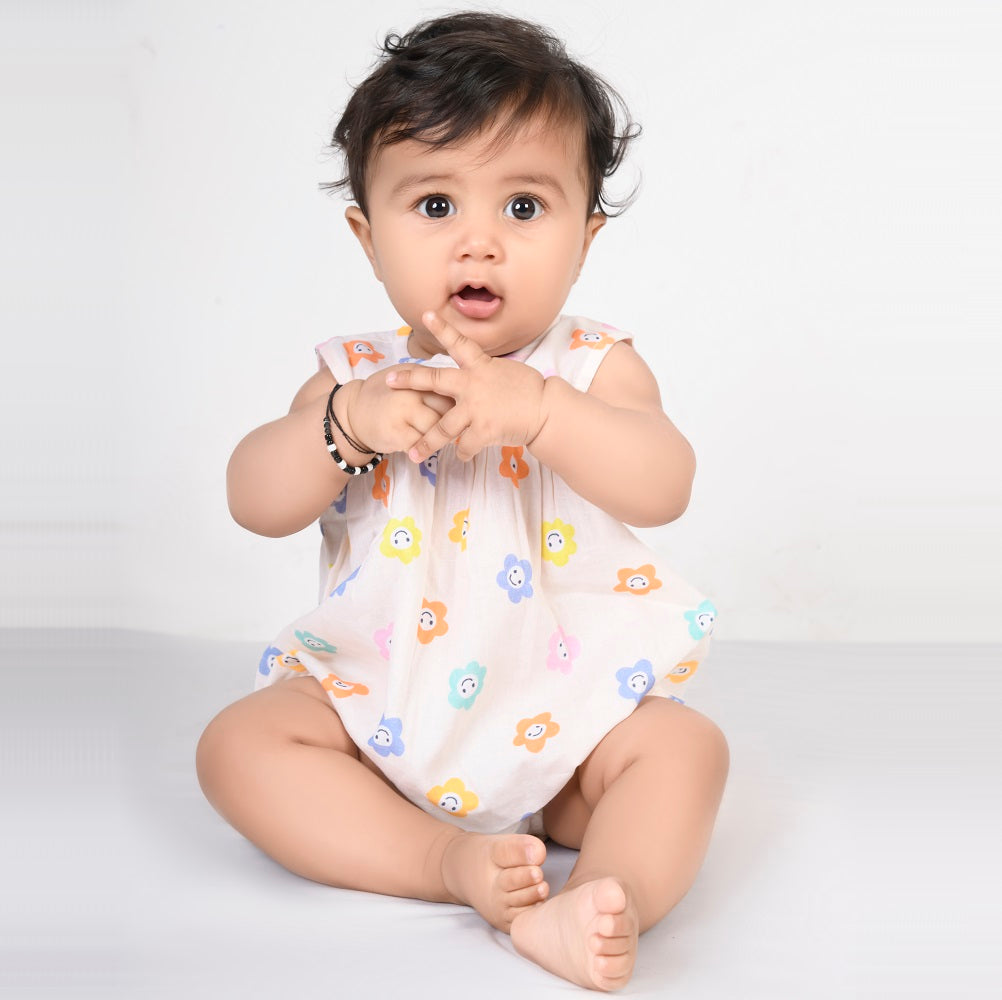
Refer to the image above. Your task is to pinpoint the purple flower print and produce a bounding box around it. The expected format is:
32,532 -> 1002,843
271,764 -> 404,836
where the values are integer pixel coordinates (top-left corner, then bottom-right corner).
496,554 -> 533,604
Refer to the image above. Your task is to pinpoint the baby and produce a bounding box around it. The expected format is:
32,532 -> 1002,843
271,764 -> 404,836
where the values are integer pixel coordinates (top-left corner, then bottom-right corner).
197,12 -> 728,992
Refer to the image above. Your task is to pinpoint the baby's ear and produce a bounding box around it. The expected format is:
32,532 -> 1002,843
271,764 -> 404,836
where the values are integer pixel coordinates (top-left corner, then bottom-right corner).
575,212 -> 607,281
345,206 -> 382,281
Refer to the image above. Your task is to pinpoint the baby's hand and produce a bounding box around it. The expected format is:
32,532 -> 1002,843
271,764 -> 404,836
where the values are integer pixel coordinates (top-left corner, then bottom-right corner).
385,311 -> 546,463
344,366 -> 454,457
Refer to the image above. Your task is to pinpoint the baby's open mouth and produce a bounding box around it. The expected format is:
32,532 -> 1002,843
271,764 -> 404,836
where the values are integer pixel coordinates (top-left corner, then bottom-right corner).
457,285 -> 497,302
451,284 -> 502,320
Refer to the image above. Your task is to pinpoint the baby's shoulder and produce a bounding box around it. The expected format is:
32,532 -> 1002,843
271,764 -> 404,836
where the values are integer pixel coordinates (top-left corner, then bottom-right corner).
315,326 -> 414,382
527,315 -> 635,392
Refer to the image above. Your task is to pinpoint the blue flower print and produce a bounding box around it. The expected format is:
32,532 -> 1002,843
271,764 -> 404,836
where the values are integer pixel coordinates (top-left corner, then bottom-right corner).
258,645 -> 282,677
330,565 -> 361,598
419,452 -> 439,487
448,661 -> 487,710
294,630 -> 336,654
496,554 -> 533,604
398,355 -> 427,365
684,600 -> 717,640
368,715 -> 405,758
332,487 -> 348,514
616,659 -> 655,703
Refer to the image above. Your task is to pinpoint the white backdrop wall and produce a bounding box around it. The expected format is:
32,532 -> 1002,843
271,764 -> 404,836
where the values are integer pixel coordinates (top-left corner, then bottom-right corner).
3,0 -> 999,642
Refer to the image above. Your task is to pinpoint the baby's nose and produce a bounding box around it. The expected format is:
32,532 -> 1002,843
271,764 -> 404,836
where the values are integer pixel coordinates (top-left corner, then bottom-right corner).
454,213 -> 503,261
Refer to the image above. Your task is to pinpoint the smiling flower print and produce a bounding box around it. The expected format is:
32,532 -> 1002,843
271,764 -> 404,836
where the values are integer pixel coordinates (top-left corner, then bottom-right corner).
499,446 -> 529,488
344,340 -> 386,367
684,600 -> 717,640
497,554 -> 534,604
427,777 -> 479,818
448,509 -> 470,551
513,712 -> 560,753
616,659 -> 655,703
570,328 -> 614,351
448,661 -> 487,710
294,630 -> 336,654
541,519 -> 577,567
380,517 -> 422,564
321,673 -> 369,699
368,715 -> 405,758
614,564 -> 663,595
417,599 -> 449,645
546,628 -> 581,674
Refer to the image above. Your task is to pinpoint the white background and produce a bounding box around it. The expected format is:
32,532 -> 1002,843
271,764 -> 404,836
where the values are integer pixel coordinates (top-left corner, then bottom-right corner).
3,0 -> 999,642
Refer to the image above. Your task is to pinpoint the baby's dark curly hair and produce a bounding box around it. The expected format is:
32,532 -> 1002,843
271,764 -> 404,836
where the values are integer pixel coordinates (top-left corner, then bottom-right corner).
322,11 -> 640,218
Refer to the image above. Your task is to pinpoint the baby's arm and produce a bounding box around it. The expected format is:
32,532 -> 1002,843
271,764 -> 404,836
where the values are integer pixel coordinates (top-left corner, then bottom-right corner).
531,342 -> 695,527
386,312 -> 695,527
227,368 -> 451,537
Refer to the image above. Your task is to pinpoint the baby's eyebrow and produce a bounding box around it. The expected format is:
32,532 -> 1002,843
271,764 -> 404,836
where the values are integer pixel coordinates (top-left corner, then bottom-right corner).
503,173 -> 567,197
390,173 -> 454,198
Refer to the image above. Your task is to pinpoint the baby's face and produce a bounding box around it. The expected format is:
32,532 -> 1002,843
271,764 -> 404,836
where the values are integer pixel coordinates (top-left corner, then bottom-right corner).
346,116 -> 605,358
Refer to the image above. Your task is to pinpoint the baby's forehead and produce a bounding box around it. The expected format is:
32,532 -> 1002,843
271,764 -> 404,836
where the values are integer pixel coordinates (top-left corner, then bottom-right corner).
370,112 -> 589,183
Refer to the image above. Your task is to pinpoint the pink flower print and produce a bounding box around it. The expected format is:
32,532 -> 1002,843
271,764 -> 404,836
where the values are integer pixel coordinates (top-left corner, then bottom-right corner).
374,623 -> 394,660
546,629 -> 580,674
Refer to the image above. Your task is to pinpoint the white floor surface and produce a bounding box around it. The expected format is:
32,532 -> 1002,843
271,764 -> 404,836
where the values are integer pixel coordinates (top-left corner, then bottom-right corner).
2,632 -> 998,998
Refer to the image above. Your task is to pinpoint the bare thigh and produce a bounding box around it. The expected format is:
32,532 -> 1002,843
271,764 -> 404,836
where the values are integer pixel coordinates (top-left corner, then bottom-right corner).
542,697 -> 728,849
196,676 -> 392,796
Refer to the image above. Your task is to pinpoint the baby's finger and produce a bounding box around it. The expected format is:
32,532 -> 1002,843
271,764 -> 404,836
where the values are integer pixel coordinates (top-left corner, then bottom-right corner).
386,364 -> 463,398
421,391 -> 454,417
406,408 -> 469,464
422,310 -> 488,370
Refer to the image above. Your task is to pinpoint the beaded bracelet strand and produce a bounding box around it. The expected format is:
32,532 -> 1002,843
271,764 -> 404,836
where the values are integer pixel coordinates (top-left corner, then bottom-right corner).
323,383 -> 383,475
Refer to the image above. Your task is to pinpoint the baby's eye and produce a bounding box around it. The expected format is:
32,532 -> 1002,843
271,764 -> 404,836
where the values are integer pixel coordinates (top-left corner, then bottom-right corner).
417,195 -> 454,219
504,196 -> 543,221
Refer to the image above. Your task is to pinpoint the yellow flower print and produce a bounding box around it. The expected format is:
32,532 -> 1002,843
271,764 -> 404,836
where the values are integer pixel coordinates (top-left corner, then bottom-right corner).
397,324 -> 412,338
513,712 -> 560,754
666,660 -> 699,684
448,509 -> 470,551
380,517 -> 422,564
427,777 -> 479,817
613,564 -> 663,595
541,519 -> 577,566
321,673 -> 369,699
417,598 -> 449,645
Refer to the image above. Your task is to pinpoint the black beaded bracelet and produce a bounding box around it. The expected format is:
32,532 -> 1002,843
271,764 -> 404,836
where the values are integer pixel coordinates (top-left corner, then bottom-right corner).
326,383 -> 377,455
323,384 -> 382,475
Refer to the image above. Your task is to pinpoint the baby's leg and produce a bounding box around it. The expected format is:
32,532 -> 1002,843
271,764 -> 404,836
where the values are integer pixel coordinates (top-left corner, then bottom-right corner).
511,698 -> 728,991
196,677 -> 547,931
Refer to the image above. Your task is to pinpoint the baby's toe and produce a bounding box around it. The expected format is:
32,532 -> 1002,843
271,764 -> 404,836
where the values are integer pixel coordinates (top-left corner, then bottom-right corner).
490,834 -> 546,868
497,864 -> 543,892
505,881 -> 549,910
591,931 -> 631,957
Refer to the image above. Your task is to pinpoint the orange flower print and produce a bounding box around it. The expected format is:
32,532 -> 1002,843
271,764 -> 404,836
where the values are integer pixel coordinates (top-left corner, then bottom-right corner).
666,660 -> 699,684
513,712 -> 560,754
344,340 -> 386,367
417,599 -> 449,645
321,673 -> 369,699
499,446 -> 529,488
570,327 -> 614,351
427,777 -> 479,818
614,564 -> 663,595
448,509 -> 470,551
372,464 -> 391,507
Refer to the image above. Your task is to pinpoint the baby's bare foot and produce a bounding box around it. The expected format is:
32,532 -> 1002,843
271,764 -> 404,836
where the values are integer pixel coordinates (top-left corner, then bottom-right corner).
509,877 -> 638,991
440,833 -> 548,932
